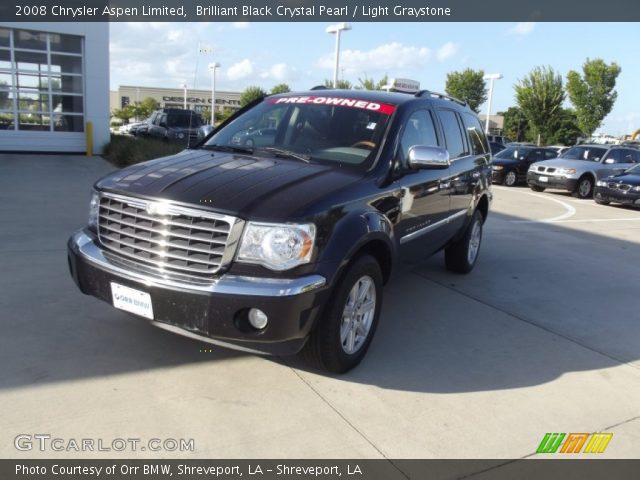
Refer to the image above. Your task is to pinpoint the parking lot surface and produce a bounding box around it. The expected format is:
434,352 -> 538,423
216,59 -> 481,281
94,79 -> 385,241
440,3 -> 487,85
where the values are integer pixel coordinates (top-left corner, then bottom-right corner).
1,154 -> 640,460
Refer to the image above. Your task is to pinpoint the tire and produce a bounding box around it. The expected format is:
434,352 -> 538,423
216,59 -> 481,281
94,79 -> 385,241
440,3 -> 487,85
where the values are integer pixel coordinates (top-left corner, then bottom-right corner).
303,255 -> 383,373
503,170 -> 517,186
573,176 -> 594,199
445,210 -> 484,274
595,198 -> 610,205
530,185 -> 546,192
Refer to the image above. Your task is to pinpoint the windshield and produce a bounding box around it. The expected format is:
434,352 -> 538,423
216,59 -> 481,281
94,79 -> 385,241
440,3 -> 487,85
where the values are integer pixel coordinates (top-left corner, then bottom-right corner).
168,114 -> 202,128
494,147 -> 532,160
203,95 -> 396,169
560,146 -> 607,161
626,163 -> 640,174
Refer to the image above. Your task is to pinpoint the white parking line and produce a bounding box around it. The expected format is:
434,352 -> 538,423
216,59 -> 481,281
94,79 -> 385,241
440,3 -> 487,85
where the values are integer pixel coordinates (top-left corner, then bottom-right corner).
492,187 -> 577,223
552,218 -> 640,224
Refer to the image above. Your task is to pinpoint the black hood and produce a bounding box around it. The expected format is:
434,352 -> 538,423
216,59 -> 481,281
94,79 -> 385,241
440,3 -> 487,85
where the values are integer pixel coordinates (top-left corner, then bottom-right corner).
96,150 -> 365,220
492,158 -> 524,167
608,173 -> 640,185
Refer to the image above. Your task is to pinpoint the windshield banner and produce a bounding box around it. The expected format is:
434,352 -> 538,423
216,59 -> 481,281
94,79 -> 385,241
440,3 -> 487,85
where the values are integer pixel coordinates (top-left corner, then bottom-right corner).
268,96 -> 396,115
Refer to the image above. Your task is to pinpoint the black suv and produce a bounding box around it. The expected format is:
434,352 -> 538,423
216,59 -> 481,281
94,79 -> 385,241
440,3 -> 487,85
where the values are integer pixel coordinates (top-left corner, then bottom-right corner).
145,108 -> 203,145
492,146 -> 557,186
68,88 -> 492,373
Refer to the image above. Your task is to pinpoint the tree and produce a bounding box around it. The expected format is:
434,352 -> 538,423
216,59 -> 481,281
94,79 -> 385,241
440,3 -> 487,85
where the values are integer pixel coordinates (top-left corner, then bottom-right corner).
546,108 -> 582,146
514,66 -> 565,145
566,58 -> 621,139
445,68 -> 488,113
111,105 -> 136,123
136,97 -> 160,117
499,107 -> 530,143
270,83 -> 291,94
356,75 -> 389,91
323,78 -> 353,90
240,86 -> 268,107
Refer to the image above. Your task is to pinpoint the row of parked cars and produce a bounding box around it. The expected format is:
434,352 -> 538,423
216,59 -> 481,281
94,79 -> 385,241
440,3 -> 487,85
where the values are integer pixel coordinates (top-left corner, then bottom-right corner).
491,142 -> 640,208
118,108 -> 204,145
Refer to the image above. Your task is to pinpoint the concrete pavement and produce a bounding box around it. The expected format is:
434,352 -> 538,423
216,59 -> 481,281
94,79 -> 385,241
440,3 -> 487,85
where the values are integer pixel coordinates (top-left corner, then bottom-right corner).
1,155 -> 639,463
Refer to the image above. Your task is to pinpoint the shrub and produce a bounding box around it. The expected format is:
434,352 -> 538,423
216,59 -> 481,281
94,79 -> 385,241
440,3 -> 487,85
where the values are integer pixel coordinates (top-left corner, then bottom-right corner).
102,134 -> 184,167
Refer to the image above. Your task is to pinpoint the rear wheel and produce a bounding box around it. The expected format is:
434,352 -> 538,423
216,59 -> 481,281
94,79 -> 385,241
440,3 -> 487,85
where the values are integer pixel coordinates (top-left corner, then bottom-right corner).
303,255 -> 382,373
595,198 -> 610,205
573,176 -> 594,199
503,170 -> 517,186
445,210 -> 484,274
530,185 -> 546,192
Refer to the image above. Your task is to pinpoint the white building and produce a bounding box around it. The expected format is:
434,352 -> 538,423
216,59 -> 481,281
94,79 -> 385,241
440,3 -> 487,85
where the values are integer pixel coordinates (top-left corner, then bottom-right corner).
0,23 -> 110,153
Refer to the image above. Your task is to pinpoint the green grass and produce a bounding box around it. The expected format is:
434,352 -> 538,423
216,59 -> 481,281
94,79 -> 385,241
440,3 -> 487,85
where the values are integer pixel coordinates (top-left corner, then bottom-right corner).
102,134 -> 184,167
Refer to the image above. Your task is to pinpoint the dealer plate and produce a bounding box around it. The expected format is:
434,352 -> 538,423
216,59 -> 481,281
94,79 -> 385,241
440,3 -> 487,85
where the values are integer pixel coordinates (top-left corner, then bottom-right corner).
539,176 -> 549,182
111,282 -> 154,319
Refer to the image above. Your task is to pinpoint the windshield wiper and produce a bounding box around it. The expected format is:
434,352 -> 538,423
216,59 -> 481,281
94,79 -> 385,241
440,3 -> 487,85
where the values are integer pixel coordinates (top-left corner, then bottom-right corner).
202,144 -> 254,154
260,147 -> 311,163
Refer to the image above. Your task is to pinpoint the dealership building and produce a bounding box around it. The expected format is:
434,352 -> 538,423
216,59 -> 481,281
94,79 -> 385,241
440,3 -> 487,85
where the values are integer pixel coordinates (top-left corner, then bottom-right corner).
0,23 -> 110,153
110,85 -> 242,119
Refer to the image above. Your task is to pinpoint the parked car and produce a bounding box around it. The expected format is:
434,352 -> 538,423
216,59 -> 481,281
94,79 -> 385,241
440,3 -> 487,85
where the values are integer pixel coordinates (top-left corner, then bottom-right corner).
527,144 -> 640,198
67,86 -> 492,373
548,145 -> 570,156
489,142 -> 505,155
487,134 -> 512,145
492,146 -> 557,186
146,108 -> 203,145
119,121 -> 143,135
594,162 -> 640,208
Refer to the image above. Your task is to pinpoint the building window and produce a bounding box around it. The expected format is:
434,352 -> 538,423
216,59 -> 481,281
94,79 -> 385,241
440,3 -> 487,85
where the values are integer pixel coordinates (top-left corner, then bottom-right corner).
0,27 -> 84,132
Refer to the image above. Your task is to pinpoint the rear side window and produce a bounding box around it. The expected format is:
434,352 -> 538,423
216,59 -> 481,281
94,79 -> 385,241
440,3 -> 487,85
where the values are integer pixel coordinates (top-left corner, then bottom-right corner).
438,109 -> 469,159
462,112 -> 488,155
603,149 -> 621,163
544,149 -> 557,159
620,149 -> 638,163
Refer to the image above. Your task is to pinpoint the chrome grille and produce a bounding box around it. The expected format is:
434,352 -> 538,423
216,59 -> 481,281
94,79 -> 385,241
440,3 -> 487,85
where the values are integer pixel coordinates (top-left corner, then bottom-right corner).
97,193 -> 238,277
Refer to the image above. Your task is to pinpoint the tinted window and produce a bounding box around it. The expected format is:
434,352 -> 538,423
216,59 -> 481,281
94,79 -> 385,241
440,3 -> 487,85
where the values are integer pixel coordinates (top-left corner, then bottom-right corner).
438,109 -> 468,159
544,149 -> 557,159
462,112 -> 488,155
495,147 -> 533,160
603,149 -> 621,163
561,146 -> 607,161
527,149 -> 546,162
400,110 -> 438,161
619,149 -> 638,164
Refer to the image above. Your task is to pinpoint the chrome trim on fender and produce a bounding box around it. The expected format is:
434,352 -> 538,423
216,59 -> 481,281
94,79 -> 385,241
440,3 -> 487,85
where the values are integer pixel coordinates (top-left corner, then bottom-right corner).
71,230 -> 326,297
399,209 -> 468,245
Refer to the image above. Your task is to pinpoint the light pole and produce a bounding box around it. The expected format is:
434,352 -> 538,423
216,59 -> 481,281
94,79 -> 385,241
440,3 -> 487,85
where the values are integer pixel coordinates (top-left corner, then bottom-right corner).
483,73 -> 503,134
326,22 -> 351,88
208,62 -> 221,127
180,83 -> 187,110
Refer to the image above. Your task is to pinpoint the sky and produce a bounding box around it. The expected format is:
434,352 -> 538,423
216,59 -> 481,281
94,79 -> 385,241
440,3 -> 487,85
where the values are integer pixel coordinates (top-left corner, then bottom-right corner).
109,22 -> 640,135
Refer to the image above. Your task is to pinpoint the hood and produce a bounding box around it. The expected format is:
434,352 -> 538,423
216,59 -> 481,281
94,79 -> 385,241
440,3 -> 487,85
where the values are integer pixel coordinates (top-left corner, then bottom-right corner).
605,173 -> 640,186
530,158 -> 598,170
492,158 -> 523,167
95,149 -> 365,220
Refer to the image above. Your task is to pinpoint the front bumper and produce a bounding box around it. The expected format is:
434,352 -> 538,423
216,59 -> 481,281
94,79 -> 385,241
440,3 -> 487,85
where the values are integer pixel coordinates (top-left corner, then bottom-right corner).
67,230 -> 328,355
594,188 -> 640,207
526,171 -> 578,192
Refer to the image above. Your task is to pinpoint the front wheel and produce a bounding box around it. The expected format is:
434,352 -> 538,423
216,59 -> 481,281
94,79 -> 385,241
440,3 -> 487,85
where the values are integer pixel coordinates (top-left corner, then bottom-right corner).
595,198 -> 610,205
445,210 -> 484,274
573,176 -> 594,199
303,255 -> 382,373
503,170 -> 517,186
530,185 -> 546,192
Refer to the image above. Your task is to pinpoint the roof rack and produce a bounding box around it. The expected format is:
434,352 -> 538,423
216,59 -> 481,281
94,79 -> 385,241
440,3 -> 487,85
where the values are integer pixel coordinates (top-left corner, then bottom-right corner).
310,85 -> 329,91
415,90 -> 467,107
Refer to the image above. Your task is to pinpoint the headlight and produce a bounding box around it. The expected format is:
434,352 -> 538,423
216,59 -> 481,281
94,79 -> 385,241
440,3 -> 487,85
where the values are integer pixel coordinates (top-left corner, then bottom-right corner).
177,132 -> 185,139
237,222 -> 316,271
633,186 -> 640,192
88,190 -> 100,230
528,166 -> 537,172
596,180 -> 608,187
556,168 -> 576,175
492,165 -> 504,171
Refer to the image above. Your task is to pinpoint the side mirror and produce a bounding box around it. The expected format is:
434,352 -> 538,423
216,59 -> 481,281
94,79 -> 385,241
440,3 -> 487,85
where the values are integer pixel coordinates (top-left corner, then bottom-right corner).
408,146 -> 450,169
604,158 -> 614,164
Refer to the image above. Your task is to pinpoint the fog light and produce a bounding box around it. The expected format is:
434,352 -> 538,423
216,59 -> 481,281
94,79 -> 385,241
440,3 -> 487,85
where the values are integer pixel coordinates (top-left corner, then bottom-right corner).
248,308 -> 268,330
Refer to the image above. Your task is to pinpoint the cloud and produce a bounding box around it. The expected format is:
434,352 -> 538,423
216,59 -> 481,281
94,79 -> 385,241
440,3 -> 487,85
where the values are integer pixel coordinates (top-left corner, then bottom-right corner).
316,42 -> 431,74
226,59 -> 254,81
436,42 -> 459,61
259,63 -> 298,82
232,22 -> 250,29
508,22 -> 536,36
